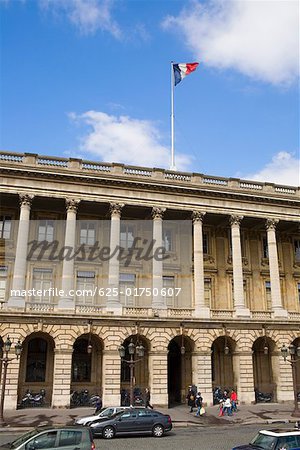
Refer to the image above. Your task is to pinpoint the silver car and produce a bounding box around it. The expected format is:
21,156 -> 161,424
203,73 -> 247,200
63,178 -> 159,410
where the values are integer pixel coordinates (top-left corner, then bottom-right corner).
0,426 -> 95,450
75,406 -> 128,426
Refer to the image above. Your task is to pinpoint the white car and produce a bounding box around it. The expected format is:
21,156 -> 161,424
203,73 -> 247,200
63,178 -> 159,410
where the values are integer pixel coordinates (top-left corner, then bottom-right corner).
75,406 -> 128,426
232,427 -> 300,450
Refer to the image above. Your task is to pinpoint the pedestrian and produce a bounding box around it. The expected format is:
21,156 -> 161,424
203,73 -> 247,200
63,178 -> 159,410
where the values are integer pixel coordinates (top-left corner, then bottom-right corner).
230,389 -> 238,412
186,386 -> 195,413
95,397 -> 102,413
145,387 -> 153,409
195,392 -> 204,416
223,397 -> 232,416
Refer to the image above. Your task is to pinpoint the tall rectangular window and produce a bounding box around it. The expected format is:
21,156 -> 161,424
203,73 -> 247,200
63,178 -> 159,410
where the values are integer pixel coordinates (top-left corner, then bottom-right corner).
80,222 -> 96,245
294,240 -> 300,262
265,281 -> 272,310
204,278 -> 212,307
262,237 -> 269,259
76,271 -> 95,304
203,232 -> 209,255
38,219 -> 54,242
163,230 -> 173,252
0,266 -> 8,303
32,268 -> 53,302
0,216 -> 11,239
119,273 -> 135,306
120,225 -> 134,250
163,275 -> 175,307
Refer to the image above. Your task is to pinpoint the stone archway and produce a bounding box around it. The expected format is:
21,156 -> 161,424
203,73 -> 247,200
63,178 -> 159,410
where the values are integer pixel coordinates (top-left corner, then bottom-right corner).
71,334 -> 103,397
17,332 -> 55,407
211,336 -> 236,392
252,336 -> 276,401
120,335 -> 149,405
168,335 -> 193,406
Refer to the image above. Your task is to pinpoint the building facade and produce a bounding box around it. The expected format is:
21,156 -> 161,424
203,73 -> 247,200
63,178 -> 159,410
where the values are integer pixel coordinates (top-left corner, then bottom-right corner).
0,150 -> 299,410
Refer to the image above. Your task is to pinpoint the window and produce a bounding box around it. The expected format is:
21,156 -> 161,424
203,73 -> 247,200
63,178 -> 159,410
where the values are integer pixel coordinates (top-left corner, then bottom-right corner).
262,236 -> 269,259
76,271 -> 95,304
26,338 -> 48,382
265,281 -> 272,310
0,216 -> 11,239
26,431 -> 57,450
0,266 -> 8,303
80,222 -> 96,245
295,239 -> 300,262
163,230 -> 172,252
204,278 -> 212,307
120,225 -> 134,249
38,219 -> 54,242
59,430 -> 82,446
32,268 -> 53,302
119,273 -> 135,306
163,276 -> 175,307
72,338 -> 91,382
297,282 -> 300,304
203,232 -> 209,254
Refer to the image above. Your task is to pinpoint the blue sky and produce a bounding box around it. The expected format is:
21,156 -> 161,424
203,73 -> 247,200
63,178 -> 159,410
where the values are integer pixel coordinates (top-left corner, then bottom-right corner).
0,0 -> 299,185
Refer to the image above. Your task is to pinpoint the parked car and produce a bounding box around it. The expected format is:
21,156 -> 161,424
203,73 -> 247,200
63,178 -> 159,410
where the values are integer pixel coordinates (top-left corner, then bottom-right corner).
0,426 -> 95,450
75,406 -> 128,425
232,428 -> 300,450
89,407 -> 172,439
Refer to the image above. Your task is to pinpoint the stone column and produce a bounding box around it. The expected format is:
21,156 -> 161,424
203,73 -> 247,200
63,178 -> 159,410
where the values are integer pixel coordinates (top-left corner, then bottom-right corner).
192,211 -> 210,318
102,350 -> 121,407
8,194 -> 34,309
192,351 -> 213,405
234,352 -> 255,404
149,350 -> 168,407
52,348 -> 73,407
151,207 -> 166,312
266,219 -> 288,318
230,215 -> 250,317
58,199 -> 79,310
106,203 -> 124,314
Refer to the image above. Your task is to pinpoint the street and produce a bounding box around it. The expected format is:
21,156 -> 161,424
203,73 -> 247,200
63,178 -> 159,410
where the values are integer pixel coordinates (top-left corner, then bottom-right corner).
0,424 -> 293,450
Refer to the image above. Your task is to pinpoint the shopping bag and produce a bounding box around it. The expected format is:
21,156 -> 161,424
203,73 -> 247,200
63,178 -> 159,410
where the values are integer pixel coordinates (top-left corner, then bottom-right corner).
200,407 -> 205,415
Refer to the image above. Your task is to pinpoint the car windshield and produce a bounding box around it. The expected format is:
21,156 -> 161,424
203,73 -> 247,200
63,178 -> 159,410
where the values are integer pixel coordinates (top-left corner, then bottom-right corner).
9,429 -> 40,449
250,432 -> 277,449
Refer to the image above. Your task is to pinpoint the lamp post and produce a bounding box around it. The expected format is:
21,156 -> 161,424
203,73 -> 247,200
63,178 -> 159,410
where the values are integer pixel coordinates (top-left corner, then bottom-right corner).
281,343 -> 300,418
0,336 -> 22,427
118,339 -> 144,407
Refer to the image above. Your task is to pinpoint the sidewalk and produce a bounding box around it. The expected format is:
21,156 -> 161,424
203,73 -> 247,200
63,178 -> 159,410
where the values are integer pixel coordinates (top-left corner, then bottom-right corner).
0,402 -> 298,432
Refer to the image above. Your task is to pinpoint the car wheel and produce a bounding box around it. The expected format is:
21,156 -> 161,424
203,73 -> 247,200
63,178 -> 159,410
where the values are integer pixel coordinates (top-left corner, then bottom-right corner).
152,424 -> 164,437
102,426 -> 115,439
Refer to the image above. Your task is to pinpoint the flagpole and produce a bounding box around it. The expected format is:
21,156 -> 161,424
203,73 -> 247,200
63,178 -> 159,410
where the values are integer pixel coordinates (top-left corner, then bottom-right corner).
170,61 -> 176,170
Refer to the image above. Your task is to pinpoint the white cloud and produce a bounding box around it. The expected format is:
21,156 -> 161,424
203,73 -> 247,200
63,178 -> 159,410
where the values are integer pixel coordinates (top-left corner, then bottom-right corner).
69,110 -> 192,170
162,0 -> 299,86
245,151 -> 300,186
40,0 -> 121,37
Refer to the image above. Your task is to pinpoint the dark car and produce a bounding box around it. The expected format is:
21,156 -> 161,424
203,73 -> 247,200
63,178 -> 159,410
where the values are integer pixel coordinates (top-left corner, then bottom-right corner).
89,407 -> 172,439
0,426 -> 95,450
232,428 -> 300,450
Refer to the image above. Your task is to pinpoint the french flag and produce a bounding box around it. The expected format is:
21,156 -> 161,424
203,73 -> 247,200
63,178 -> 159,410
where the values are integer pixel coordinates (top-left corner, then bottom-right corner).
173,62 -> 199,86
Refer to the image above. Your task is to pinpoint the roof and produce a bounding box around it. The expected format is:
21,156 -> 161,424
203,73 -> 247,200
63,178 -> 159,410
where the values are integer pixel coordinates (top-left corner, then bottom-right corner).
260,429 -> 300,437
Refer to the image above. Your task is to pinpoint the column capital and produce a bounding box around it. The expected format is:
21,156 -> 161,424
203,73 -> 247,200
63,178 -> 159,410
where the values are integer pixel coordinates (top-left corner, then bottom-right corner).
151,207 -> 166,220
230,215 -> 243,226
19,194 -> 34,207
266,218 -> 279,231
65,198 -> 80,213
109,202 -> 124,217
192,211 -> 206,223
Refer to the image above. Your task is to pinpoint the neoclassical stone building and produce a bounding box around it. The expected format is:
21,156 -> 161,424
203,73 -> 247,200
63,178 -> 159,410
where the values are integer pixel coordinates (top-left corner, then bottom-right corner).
0,150 -> 299,410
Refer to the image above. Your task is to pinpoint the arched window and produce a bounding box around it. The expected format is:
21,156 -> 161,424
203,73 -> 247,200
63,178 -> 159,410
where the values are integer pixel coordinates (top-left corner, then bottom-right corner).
26,338 -> 48,382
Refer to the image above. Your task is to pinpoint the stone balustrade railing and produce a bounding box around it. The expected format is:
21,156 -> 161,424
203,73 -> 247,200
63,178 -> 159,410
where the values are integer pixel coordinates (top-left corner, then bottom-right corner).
0,151 -> 298,197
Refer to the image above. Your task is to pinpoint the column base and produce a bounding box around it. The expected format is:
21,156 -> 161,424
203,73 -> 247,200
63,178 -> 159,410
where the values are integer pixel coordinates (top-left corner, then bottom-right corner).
273,307 -> 288,318
102,393 -> 120,407
234,307 -> 251,318
57,297 -> 75,311
7,296 -> 25,309
51,394 -> 70,408
194,306 -> 210,319
105,303 -> 123,315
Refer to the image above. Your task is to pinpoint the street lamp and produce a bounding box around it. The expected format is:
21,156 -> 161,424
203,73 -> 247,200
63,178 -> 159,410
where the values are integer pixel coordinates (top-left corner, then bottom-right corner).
118,339 -> 145,407
281,343 -> 300,418
0,336 -> 23,427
